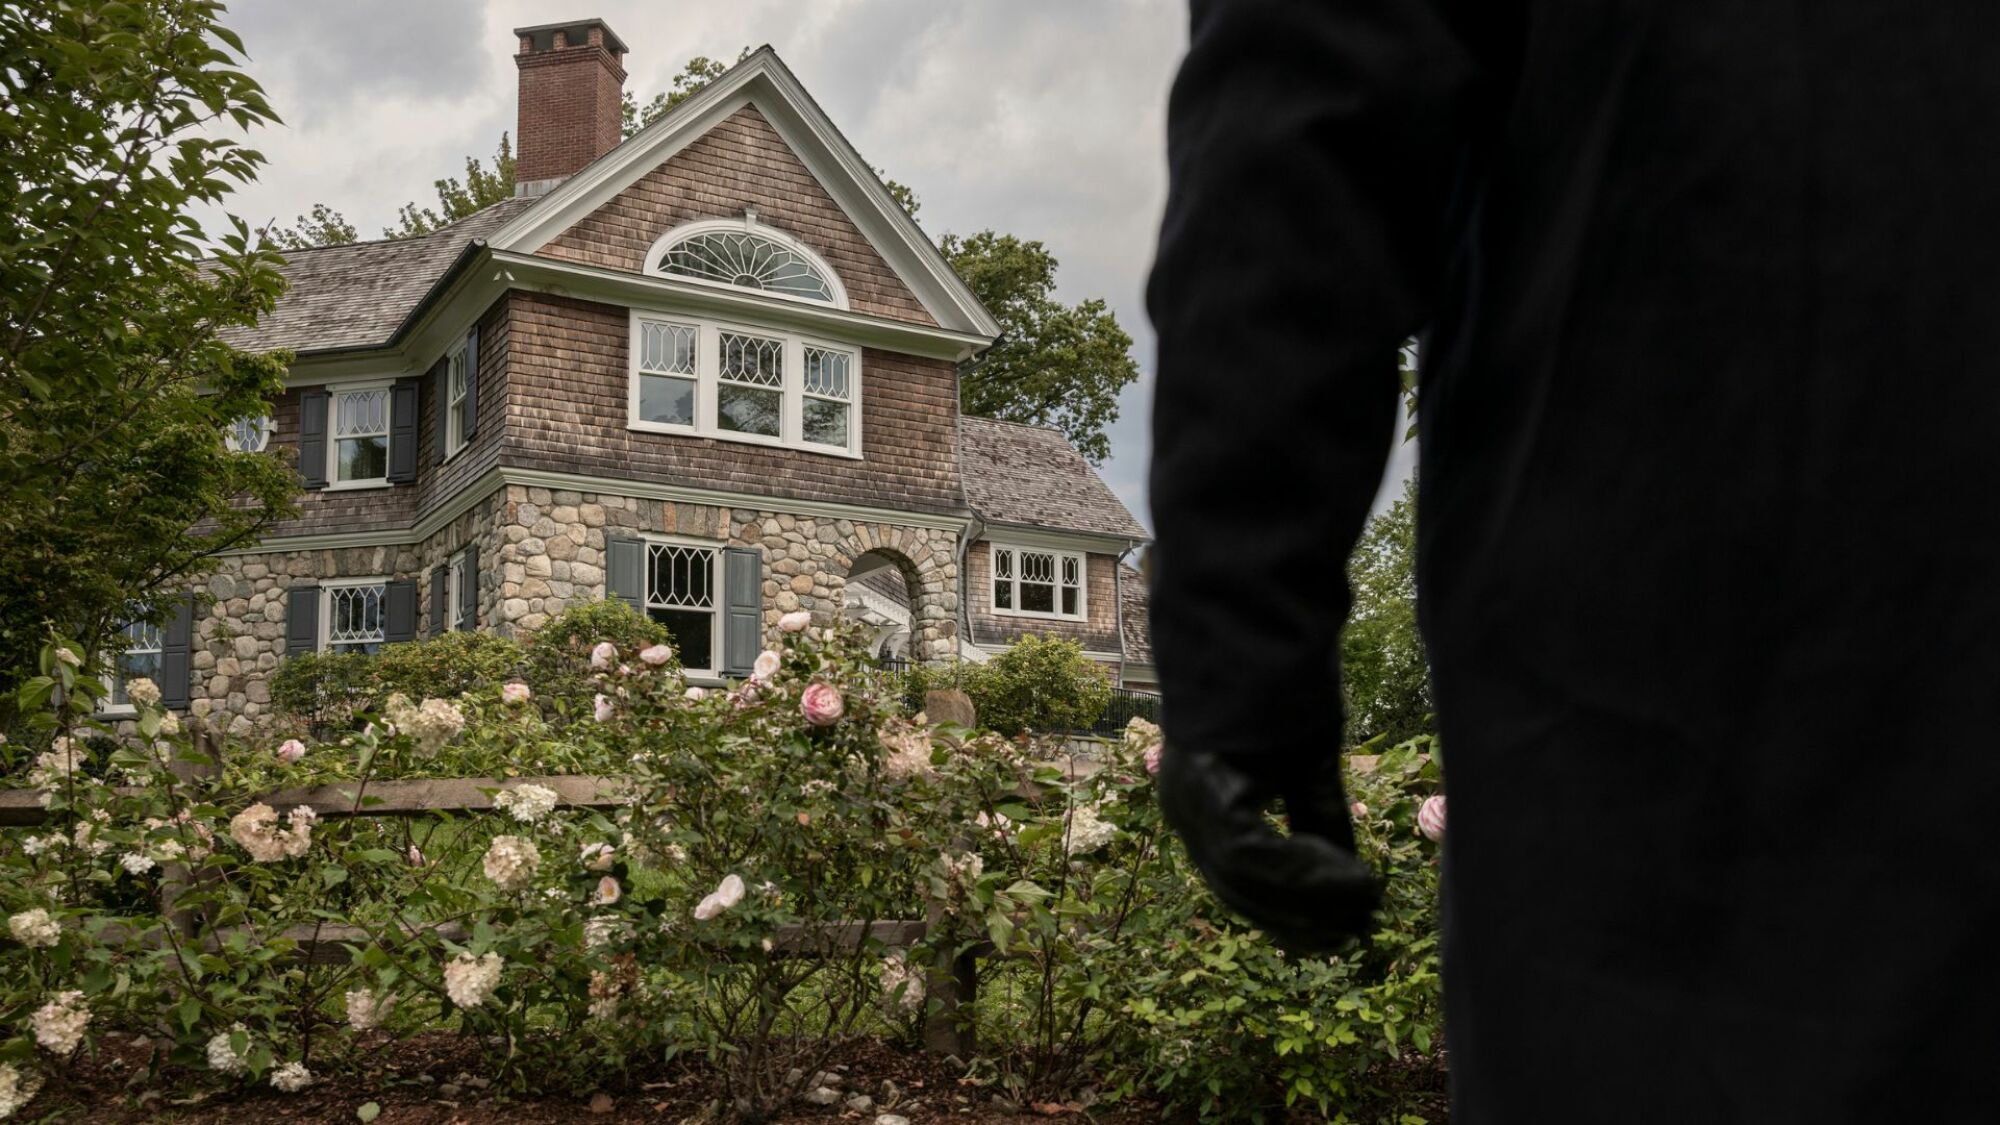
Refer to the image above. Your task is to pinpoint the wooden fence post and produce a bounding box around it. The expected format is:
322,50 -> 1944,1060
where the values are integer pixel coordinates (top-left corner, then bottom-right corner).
921,894 -> 978,1056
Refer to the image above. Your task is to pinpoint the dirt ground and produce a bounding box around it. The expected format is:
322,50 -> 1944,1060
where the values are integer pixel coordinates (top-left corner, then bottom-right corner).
27,1034 -> 1178,1124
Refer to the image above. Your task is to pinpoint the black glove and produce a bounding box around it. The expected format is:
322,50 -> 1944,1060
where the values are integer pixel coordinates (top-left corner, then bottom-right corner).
1158,746 -> 1381,954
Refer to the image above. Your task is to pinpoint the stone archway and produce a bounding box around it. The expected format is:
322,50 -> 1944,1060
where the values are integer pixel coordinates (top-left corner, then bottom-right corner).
833,530 -> 958,663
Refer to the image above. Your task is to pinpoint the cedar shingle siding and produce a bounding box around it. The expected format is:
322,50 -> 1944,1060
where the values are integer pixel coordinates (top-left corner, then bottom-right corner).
540,105 -> 935,328
505,292 -> 964,514
965,541 -> 1123,654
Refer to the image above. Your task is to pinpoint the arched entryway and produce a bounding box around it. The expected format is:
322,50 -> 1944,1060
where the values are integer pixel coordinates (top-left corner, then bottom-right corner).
844,548 -> 924,660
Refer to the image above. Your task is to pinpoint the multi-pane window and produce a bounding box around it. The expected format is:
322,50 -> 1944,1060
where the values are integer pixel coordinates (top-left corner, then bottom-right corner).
802,346 -> 853,448
629,314 -> 862,456
331,387 -> 389,485
717,332 -> 784,438
109,620 -> 163,708
445,551 -> 473,632
636,320 -> 698,428
445,342 -> 471,458
645,543 -> 718,674
992,546 -> 1086,620
225,415 -> 271,453
657,229 -> 838,304
324,580 -> 388,654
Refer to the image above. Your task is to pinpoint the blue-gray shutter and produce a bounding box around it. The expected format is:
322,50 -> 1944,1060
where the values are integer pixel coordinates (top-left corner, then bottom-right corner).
286,584 -> 319,655
606,537 -> 644,611
298,391 -> 329,490
387,382 -> 419,484
459,544 -> 479,628
462,325 -> 479,442
383,580 -> 418,644
722,547 -> 762,677
159,595 -> 196,710
430,566 -> 448,637
430,357 -> 449,466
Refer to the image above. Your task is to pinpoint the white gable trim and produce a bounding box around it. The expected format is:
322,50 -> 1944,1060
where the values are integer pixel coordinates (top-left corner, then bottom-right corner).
488,48 -> 1001,341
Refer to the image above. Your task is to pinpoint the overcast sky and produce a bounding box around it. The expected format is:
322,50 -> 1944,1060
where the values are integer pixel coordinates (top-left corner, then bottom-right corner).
203,0 -> 1415,528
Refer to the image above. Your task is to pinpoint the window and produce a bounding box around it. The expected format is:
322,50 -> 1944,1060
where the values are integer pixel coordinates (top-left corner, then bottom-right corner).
717,331 -> 784,438
656,229 -> 838,303
225,415 -> 271,453
802,346 -> 852,448
636,320 -> 698,428
443,551 -> 473,632
444,341 -> 471,458
628,313 -> 862,456
323,579 -> 388,654
331,386 -> 390,486
992,546 -> 1086,620
106,620 -> 163,710
645,542 -> 718,674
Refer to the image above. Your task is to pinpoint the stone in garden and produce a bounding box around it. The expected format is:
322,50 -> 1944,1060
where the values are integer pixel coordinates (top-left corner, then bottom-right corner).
876,1115 -> 910,1125
925,689 -> 976,728
846,1094 -> 874,1112
804,1086 -> 841,1106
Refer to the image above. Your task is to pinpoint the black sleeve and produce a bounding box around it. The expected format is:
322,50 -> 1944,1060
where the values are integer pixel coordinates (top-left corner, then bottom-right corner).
1145,0 -> 1491,760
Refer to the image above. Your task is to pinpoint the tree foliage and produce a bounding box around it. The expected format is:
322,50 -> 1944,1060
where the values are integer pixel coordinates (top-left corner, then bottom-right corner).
1341,476 -> 1431,747
620,52 -> 744,135
385,132 -> 517,238
944,232 -> 1139,464
0,0 -> 296,692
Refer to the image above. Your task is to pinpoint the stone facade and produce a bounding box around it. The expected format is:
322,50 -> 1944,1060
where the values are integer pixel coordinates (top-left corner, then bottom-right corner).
185,483 -> 961,734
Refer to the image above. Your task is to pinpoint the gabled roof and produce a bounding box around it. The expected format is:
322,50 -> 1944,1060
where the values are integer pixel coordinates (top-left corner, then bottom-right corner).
1119,563 -> 1152,666
223,197 -> 533,355
486,47 -> 1000,339
958,416 -> 1149,542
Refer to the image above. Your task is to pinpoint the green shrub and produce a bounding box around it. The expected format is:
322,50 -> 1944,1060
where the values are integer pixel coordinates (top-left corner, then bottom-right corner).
269,632 -> 525,735
267,648 -> 376,734
520,598 -> 673,722
956,635 -> 1112,736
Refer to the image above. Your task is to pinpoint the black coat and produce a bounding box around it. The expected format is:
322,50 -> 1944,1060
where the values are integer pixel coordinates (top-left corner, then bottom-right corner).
1146,0 -> 2000,1119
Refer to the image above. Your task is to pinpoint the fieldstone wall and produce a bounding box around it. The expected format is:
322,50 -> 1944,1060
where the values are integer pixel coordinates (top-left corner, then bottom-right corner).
187,482 -> 964,735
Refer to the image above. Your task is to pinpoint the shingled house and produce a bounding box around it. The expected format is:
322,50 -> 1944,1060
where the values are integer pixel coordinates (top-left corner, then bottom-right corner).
121,22 -> 1151,732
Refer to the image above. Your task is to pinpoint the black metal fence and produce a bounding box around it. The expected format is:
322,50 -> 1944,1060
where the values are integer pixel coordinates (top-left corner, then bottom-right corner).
870,657 -> 1159,738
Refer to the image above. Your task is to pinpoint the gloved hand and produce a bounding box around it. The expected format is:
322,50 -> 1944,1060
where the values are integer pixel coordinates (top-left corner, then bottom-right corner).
1158,746 -> 1381,954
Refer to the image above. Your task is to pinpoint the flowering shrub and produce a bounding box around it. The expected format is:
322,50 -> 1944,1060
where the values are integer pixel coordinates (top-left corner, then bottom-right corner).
1,625 -> 1446,1123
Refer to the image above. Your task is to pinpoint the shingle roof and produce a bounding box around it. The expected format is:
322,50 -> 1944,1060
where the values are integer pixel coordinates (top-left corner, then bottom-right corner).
957,416 -> 1148,541
221,197 -> 535,355
1119,563 -> 1152,666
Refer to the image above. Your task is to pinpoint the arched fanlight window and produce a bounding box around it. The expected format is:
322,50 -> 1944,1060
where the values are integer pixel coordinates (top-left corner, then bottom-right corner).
645,212 -> 847,308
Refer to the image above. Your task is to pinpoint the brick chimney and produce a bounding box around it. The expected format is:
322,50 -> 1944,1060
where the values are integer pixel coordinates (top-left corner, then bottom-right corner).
513,19 -> 628,197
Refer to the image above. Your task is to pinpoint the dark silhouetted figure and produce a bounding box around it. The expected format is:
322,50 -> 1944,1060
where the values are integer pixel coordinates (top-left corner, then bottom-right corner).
1147,0 -> 2000,1119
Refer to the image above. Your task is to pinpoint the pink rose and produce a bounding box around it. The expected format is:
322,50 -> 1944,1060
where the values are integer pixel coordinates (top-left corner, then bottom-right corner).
684,686 -> 707,701
501,682 -> 531,705
593,876 -> 622,905
1143,744 -> 1162,776
589,641 -> 617,670
1417,795 -> 1446,842
638,644 -> 673,667
1351,801 -> 1368,819
778,610 -> 811,633
752,649 -> 782,682
800,683 -> 844,727
276,739 -> 306,764
593,693 -> 615,723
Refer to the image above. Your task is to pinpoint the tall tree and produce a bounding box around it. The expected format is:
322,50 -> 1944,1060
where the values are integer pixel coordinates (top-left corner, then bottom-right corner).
0,0 -> 296,694
621,52 -> 745,136
1341,476 -> 1431,748
944,232 -> 1138,464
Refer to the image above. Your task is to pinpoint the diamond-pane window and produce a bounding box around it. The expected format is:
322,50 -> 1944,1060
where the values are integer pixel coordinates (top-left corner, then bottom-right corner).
718,332 -> 783,438
645,543 -> 719,673
637,320 -> 698,428
660,231 -> 835,303
991,546 -> 1085,620
327,583 -> 387,653
111,619 -> 163,707
802,346 -> 852,449
332,388 -> 389,484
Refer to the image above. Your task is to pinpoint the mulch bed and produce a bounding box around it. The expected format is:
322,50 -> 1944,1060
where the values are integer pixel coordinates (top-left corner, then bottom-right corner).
28,1034 -> 1175,1124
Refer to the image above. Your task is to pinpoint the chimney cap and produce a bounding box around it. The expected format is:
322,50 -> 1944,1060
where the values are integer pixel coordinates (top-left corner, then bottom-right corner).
513,18 -> 627,55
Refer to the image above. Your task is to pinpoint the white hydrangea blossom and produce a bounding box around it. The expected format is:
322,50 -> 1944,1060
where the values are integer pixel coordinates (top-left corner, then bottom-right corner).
879,954 -> 925,1014
693,873 -> 746,921
30,992 -> 88,1055
1065,802 -> 1117,856
941,850 -> 984,885
20,835 -> 62,857
383,694 -> 465,755
0,1062 -> 43,1119
443,952 -> 504,1008
494,783 -> 560,824
345,988 -> 394,1031
70,822 -> 109,857
25,738 -> 84,790
125,677 -> 162,708
583,914 -> 633,950
269,1062 -> 313,1092
205,1025 -> 252,1076
8,909 -> 60,949
482,835 -> 541,891
229,803 -> 315,862
118,852 -> 155,876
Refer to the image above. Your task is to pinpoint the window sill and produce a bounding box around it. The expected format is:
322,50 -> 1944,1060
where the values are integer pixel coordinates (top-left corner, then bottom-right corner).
625,422 -> 862,461
323,480 -> 392,492
991,608 -> 1089,624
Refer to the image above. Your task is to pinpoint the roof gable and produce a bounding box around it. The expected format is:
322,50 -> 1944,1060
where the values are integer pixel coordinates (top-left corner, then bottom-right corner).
959,416 -> 1149,542
538,104 -> 932,326
488,48 -> 999,339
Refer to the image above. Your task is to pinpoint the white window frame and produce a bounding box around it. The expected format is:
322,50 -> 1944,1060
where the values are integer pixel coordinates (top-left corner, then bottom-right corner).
327,382 -> 393,490
641,214 -> 851,311
641,536 -> 723,678
990,545 -> 1088,622
225,415 -> 271,453
443,550 -> 473,632
320,577 -> 389,654
443,339 -> 470,461
101,619 -> 164,715
627,310 -> 863,459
